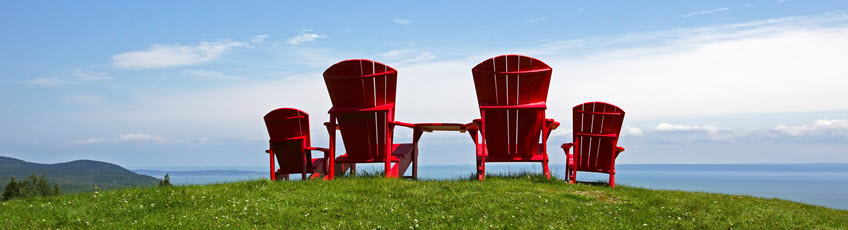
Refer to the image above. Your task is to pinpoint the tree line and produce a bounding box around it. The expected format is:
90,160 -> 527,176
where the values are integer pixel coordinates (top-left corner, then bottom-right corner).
2,173 -> 60,201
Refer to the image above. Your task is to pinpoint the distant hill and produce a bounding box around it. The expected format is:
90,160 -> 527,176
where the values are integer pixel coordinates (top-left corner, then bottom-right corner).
0,156 -> 159,193
134,169 -> 265,177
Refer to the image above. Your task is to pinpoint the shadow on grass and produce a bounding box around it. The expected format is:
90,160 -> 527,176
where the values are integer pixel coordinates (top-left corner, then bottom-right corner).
333,169 -> 391,179
332,169 -> 473,181
314,168 -> 614,187
466,170 -> 563,184
574,180 -> 615,187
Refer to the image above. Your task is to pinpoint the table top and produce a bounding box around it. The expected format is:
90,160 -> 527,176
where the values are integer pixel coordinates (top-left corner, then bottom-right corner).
412,123 -> 467,132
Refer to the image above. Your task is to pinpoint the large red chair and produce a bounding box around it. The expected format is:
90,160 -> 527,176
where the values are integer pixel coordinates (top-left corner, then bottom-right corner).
263,108 -> 330,180
322,59 -> 422,179
561,102 -> 626,187
465,55 -> 559,180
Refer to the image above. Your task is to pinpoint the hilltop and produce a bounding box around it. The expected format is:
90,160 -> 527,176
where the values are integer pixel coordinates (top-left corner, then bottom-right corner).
0,175 -> 845,229
0,156 -> 159,193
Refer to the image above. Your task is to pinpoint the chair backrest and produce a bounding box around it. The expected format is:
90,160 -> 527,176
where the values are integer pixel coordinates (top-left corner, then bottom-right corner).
264,108 -> 312,173
572,102 -> 625,173
471,55 -> 552,158
324,59 -> 397,109
472,55 -> 552,106
323,59 -> 398,160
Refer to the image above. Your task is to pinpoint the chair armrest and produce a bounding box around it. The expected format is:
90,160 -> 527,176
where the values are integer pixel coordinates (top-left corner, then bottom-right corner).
324,122 -> 340,130
306,147 -> 331,159
561,143 -> 574,153
305,147 -> 330,153
561,143 -> 575,166
389,120 -> 416,129
479,102 -> 546,110
328,103 -> 394,113
265,150 -> 273,154
615,146 -> 625,159
545,119 -> 560,130
463,119 -> 482,131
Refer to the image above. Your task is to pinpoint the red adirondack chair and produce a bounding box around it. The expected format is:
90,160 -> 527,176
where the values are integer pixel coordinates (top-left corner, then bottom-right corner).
561,102 -> 626,187
322,59 -> 422,179
465,55 -> 559,180
263,108 -> 330,180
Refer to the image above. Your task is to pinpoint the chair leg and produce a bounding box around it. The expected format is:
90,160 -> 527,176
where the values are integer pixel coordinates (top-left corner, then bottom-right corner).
269,151 -> 275,181
609,173 -> 615,187
477,159 -> 485,181
326,116 -> 336,180
479,111 -> 486,181
351,164 -> 357,175
567,153 -> 577,184
412,157 -> 418,180
542,159 -> 551,180
569,167 -> 576,184
333,163 -> 348,177
412,146 -> 419,180
412,129 -> 422,180
315,160 -> 327,179
385,162 -> 393,178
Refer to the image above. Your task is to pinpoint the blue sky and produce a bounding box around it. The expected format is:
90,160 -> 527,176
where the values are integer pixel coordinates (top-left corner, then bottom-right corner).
2,1 -> 848,169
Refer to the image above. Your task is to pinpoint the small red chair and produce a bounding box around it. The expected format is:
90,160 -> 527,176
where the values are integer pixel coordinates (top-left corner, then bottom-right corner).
322,59 -> 422,179
562,102 -> 626,187
263,108 -> 329,180
465,55 -> 559,180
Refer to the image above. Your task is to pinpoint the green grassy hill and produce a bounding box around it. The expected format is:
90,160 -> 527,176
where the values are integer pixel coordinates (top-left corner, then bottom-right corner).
0,156 -> 159,193
1,174 -> 845,229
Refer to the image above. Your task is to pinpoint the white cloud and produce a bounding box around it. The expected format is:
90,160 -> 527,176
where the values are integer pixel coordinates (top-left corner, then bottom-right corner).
70,138 -> 107,145
119,133 -> 165,142
537,13 -> 848,118
27,78 -> 70,87
656,123 -> 720,133
70,133 -> 165,145
68,14 -> 848,154
250,34 -> 268,44
651,123 -> 736,142
681,7 -> 730,18
624,126 -> 644,137
288,32 -> 324,45
622,119 -> 848,143
393,18 -> 411,25
181,69 -> 242,80
72,70 -> 111,81
75,73 -> 330,140
378,49 -> 436,65
27,70 -> 111,88
112,41 -> 244,69
775,119 -> 848,137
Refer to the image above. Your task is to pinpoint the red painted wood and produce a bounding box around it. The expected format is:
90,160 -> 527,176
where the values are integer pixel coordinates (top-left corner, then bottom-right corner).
564,102 -> 626,187
263,108 -> 329,180
468,55 -> 557,180
323,59 -> 417,179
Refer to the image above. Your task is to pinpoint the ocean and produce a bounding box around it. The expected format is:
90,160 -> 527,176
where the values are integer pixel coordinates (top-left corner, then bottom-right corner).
134,163 -> 848,210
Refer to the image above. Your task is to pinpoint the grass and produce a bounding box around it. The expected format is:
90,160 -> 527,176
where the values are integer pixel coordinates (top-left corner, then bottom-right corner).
1,172 -> 846,229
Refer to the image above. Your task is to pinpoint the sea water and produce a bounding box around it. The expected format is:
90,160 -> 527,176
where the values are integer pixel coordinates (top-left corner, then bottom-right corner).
135,163 -> 848,210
